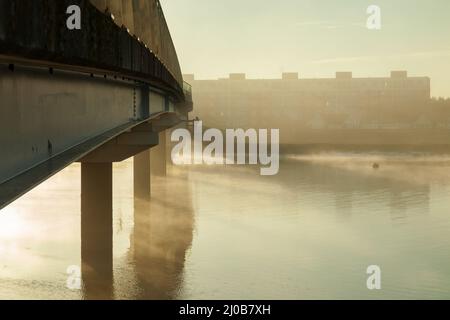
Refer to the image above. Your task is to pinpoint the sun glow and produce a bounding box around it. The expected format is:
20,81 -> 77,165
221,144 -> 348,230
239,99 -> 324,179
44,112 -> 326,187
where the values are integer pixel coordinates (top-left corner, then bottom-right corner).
0,208 -> 27,239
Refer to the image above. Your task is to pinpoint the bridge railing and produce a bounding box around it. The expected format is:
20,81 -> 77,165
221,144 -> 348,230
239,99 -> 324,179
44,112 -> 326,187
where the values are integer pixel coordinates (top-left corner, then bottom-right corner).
0,0 -> 184,101
90,0 -> 184,92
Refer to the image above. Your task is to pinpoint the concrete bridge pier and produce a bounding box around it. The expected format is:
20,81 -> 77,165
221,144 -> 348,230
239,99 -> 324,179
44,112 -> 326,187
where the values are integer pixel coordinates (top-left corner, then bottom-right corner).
133,130 -> 169,201
80,162 -> 114,299
78,124 -> 161,298
151,131 -> 167,177
134,150 -> 152,201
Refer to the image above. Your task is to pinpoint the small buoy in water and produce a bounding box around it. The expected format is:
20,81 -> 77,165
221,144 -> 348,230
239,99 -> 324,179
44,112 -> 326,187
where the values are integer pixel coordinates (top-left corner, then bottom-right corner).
373,163 -> 380,169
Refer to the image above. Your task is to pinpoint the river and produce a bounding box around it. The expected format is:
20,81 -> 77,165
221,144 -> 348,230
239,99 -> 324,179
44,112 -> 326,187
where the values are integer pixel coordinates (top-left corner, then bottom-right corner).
1,151 -> 450,299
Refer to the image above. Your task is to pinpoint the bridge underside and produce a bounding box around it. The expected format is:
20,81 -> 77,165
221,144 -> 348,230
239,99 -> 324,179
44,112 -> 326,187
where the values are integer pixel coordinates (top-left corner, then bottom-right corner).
0,0 -> 193,209
0,61 -> 184,210
0,1 -> 192,297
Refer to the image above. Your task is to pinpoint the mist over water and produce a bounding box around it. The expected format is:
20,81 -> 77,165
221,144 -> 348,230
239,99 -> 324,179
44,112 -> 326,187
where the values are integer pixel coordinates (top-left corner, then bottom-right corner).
286,151 -> 450,186
2,0 -> 450,303
288,151 -> 450,164
1,150 -> 450,299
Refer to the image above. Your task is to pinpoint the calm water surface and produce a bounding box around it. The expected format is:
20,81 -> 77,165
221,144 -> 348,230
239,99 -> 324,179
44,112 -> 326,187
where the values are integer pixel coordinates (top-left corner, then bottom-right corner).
1,152 -> 450,299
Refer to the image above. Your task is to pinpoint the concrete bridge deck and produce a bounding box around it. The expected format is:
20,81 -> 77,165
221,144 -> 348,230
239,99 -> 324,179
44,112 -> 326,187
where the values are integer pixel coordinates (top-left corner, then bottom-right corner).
0,1 -> 192,293
0,0 -> 192,209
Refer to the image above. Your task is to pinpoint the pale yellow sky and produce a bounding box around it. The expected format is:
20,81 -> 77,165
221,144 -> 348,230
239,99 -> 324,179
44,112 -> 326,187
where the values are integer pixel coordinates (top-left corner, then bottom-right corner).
161,0 -> 450,98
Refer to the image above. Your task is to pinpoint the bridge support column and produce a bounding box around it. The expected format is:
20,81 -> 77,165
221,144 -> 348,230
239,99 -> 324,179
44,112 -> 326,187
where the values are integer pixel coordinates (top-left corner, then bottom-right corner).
80,162 -> 113,299
151,131 -> 167,177
134,150 -> 151,200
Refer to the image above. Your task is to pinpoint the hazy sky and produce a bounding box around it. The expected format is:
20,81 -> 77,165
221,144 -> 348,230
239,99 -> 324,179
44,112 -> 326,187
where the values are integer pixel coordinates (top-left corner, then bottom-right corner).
160,0 -> 450,97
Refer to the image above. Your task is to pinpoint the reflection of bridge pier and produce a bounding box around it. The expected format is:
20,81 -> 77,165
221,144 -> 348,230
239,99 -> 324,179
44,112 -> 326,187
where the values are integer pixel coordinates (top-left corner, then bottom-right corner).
77,111 -> 186,298
131,176 -> 194,299
78,118 -> 173,299
79,130 -> 192,299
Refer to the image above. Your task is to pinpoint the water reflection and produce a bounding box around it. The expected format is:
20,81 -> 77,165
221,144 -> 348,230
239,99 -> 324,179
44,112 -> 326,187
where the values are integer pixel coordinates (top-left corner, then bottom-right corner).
130,175 -> 194,299
80,165 -> 194,300
1,153 -> 450,299
277,157 -> 432,223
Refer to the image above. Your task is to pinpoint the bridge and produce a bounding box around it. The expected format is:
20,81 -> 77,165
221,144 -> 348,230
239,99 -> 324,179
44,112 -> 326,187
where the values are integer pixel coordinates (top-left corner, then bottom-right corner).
0,0 -> 192,295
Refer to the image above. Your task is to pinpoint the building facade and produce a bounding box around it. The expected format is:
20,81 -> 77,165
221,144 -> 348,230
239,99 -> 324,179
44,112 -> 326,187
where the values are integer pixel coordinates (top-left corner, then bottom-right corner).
185,72 -> 446,146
